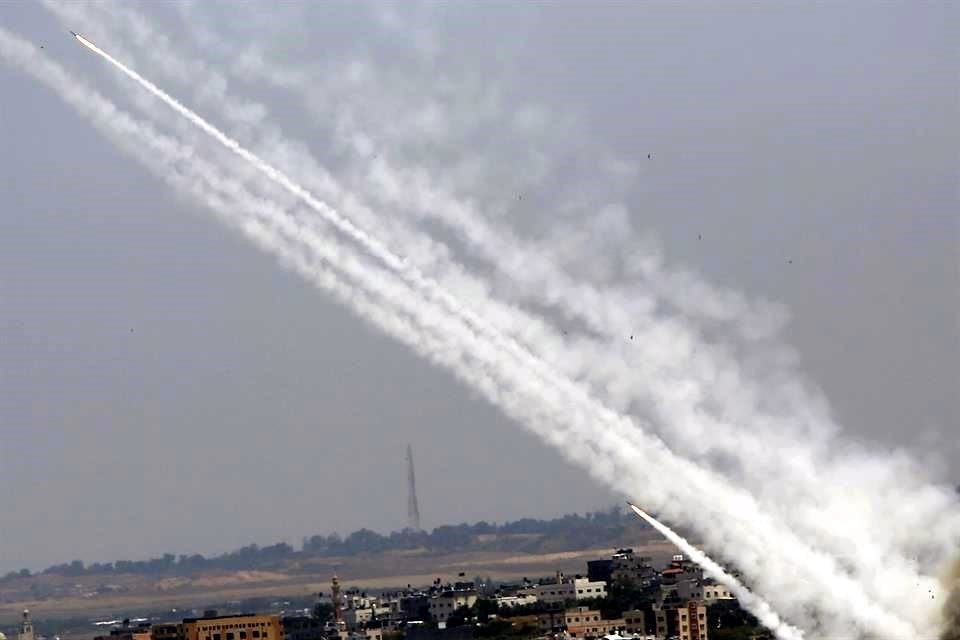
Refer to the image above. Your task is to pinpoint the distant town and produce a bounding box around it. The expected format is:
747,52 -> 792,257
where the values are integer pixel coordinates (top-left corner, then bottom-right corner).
2,545 -> 765,640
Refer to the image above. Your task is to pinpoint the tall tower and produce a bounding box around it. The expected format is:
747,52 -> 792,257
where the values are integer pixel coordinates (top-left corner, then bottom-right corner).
406,444 -> 422,531
18,609 -> 34,640
331,574 -> 343,625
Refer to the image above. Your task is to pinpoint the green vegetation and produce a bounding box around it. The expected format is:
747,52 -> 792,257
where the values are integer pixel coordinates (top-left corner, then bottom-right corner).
708,600 -> 769,640
4,506 -> 650,579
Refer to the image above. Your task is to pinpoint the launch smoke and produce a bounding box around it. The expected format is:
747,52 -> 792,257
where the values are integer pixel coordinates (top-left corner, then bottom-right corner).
942,557 -> 960,640
8,29 -> 822,637
55,28 -> 931,639
54,9 -> 960,626
627,503 -> 805,640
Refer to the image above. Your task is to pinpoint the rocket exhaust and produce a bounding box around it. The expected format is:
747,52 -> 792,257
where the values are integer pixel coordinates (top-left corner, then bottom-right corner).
625,501 -> 806,640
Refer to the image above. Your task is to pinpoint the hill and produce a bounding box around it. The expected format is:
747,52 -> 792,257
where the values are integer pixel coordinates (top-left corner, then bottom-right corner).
0,506 -> 674,626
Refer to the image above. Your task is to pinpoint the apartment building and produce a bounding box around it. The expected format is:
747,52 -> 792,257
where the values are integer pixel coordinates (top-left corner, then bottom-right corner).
429,590 -> 478,623
183,613 -> 282,640
535,577 -> 607,604
563,607 -> 624,639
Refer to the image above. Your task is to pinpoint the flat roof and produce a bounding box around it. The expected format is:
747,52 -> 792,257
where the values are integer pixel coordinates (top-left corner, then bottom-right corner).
182,614 -> 261,623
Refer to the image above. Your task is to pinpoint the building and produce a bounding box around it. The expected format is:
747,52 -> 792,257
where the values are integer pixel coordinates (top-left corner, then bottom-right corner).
428,590 -> 477,623
495,593 -> 538,608
536,611 -> 566,633
94,621 -> 152,640
702,584 -> 734,604
678,601 -> 708,640
621,610 -> 647,636
586,559 -> 613,584
400,594 -> 431,621
610,550 -> 657,588
152,624 -> 186,640
17,610 -> 34,640
183,613 -> 283,640
572,578 -> 608,600
535,577 -> 607,604
340,609 -> 372,629
563,607 -> 624,639
654,602 -> 707,640
281,617 -> 323,640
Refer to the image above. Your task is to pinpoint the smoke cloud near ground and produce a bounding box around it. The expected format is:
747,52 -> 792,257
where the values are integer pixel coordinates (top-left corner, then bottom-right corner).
941,557 -> 960,640
627,504 -> 804,640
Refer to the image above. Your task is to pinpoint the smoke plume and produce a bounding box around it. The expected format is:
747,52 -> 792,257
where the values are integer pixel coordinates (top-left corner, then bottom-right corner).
44,8 -> 958,634
942,557 -> 960,640
5,7 -> 959,638
627,504 -> 804,640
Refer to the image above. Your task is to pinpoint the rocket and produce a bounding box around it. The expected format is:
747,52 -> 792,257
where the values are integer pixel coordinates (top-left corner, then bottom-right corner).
69,30 -> 92,45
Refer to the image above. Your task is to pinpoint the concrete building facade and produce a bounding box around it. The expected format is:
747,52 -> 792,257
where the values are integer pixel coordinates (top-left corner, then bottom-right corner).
429,591 -> 478,623
183,613 -> 282,640
563,608 -> 624,639
535,578 -> 607,604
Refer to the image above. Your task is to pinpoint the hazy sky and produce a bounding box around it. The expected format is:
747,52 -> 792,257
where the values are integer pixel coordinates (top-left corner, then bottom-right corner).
1,2 -> 956,573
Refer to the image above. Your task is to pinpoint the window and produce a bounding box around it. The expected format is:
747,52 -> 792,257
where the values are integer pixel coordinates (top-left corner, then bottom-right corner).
227,634 -> 234,640
240,633 -> 247,639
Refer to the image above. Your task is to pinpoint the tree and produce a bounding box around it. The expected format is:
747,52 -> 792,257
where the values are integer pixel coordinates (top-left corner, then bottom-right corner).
475,598 -> 499,622
446,604 -> 474,628
709,601 -> 764,639
313,602 -> 333,623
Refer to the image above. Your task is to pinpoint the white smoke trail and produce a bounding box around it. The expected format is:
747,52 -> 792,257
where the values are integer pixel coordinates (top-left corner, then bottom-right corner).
127,3 -> 960,612
66,34 -> 942,639
0,30 -> 829,639
63,11 -> 956,636
626,504 -> 805,640
0,25 -> 816,636
52,6 -> 959,629
45,7 -> 960,636
4,24 -> 946,639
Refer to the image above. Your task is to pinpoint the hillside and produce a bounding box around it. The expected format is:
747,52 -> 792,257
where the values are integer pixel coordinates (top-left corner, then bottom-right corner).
0,508 -> 672,626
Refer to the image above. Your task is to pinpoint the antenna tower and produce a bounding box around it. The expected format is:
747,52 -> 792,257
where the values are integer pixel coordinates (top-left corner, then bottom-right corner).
406,444 -> 422,531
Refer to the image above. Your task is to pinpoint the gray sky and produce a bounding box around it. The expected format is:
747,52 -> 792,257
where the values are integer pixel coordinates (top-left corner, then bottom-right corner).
0,2 -> 957,573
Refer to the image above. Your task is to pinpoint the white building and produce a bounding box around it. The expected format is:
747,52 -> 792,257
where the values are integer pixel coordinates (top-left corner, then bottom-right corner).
702,585 -> 734,603
496,593 -> 538,608
429,591 -> 478,622
572,578 -> 607,600
341,608 -> 372,628
535,578 -> 606,604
